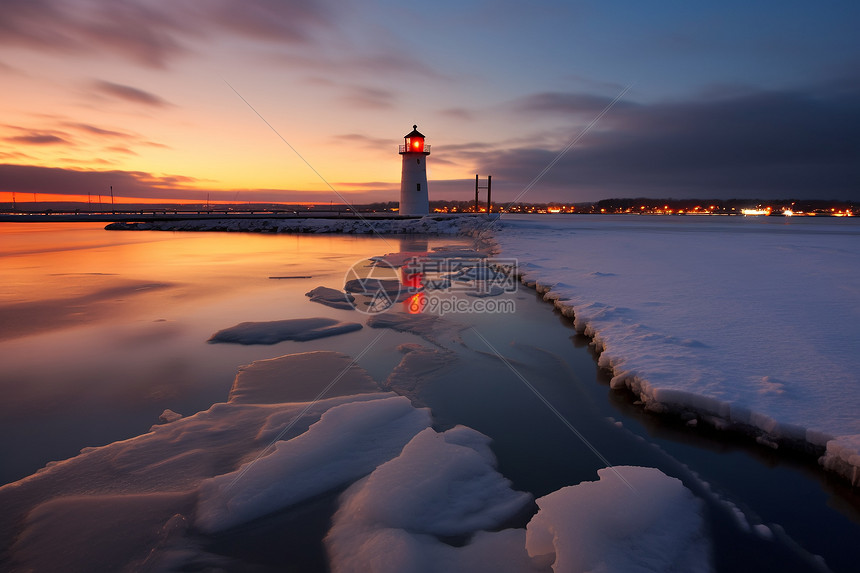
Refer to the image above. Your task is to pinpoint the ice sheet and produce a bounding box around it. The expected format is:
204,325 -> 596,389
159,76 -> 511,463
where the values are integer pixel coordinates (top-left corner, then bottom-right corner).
496,216 -> 860,484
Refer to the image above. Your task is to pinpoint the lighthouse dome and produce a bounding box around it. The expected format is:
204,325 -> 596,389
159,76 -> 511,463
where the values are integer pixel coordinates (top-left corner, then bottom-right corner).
404,124 -> 425,139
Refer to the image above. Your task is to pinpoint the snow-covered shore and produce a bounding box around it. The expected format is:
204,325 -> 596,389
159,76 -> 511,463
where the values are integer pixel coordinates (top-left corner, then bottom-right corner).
494,215 -> 860,486
106,214 -> 491,235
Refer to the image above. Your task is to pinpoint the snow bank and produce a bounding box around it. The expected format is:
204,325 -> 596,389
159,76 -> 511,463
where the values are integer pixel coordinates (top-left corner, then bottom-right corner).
820,435 -> 860,487
496,215 -> 860,484
208,317 -> 362,344
106,214 -> 493,235
196,395 -> 431,532
526,466 -> 710,572
325,426 -> 540,573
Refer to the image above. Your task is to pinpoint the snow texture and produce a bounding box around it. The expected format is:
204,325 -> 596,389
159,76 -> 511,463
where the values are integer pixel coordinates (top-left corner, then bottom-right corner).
526,466 -> 710,573
496,215 -> 860,484
325,426 -> 541,573
195,395 -> 431,532
207,317 -> 362,344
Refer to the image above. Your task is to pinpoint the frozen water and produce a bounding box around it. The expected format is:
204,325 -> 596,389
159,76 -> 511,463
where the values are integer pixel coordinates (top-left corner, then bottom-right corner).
207,317 -> 362,344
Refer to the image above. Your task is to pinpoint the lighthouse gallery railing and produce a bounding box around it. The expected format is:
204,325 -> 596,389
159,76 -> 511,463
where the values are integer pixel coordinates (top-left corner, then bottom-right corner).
398,144 -> 431,153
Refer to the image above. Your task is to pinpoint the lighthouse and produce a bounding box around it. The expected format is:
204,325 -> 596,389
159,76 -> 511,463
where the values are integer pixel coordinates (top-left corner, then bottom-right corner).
399,125 -> 430,215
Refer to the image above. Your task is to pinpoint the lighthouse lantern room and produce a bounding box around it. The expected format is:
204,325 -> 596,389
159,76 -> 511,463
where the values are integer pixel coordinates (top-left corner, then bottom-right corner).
399,124 -> 430,215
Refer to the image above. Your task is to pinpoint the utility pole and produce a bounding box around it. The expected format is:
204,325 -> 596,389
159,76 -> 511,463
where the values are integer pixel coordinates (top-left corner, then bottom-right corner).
476,175 -> 491,213
110,185 -> 115,213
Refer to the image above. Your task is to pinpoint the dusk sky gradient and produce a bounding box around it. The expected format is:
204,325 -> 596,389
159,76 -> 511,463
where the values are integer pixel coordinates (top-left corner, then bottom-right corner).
1,0 -> 859,204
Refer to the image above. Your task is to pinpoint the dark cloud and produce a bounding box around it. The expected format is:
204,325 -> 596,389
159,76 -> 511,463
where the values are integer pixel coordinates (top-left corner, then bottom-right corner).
0,0 -> 189,67
65,123 -> 133,138
0,164 -> 188,198
513,91 -> 638,117
92,80 -> 171,107
0,164 -> 393,203
6,134 -> 68,145
204,0 -> 331,43
476,79 -> 860,202
104,146 -> 138,156
0,0 -> 335,68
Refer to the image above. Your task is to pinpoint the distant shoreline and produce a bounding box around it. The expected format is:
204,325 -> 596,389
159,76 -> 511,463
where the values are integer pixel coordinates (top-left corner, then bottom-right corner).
102,214 -> 498,235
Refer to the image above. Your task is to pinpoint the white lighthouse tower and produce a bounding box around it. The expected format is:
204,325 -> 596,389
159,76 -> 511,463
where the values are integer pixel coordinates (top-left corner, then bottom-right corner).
399,125 -> 430,215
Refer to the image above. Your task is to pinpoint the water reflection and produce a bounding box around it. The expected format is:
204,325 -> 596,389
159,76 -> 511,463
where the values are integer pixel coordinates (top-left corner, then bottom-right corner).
0,223 -> 476,483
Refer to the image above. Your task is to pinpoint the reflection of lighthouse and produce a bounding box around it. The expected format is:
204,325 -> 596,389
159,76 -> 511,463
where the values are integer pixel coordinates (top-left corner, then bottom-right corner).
399,125 -> 430,215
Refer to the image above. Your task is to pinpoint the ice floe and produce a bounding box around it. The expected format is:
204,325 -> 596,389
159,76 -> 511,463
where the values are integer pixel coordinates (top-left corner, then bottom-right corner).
208,317 -> 362,344
305,286 -> 356,310
325,426 -> 539,573
195,395 -> 431,532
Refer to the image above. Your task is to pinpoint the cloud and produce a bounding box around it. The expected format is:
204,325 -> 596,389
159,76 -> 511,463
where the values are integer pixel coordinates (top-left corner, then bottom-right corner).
0,0 -> 189,68
277,50 -> 448,82
0,164 -> 395,203
203,0 -> 332,43
6,134 -> 68,145
336,134 -> 392,148
474,78 -> 860,202
0,0 -> 336,68
92,80 -> 171,107
339,85 -> 397,109
65,123 -> 132,138
513,91 -> 638,117
439,108 -> 476,121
